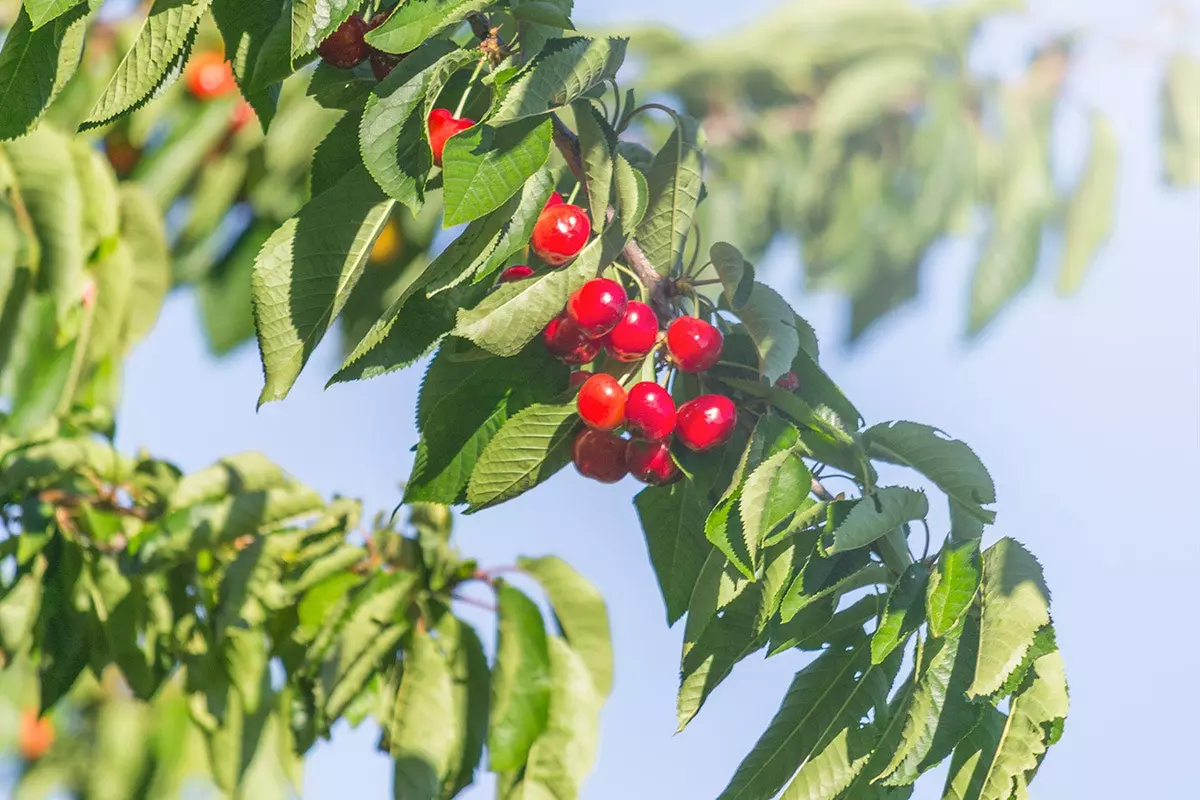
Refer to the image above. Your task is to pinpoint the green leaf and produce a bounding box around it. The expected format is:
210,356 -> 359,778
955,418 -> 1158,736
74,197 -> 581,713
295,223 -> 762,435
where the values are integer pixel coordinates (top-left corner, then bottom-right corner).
291,0 -> 361,62
0,3 -> 90,141
169,452 -> 288,510
942,705 -> 1006,800
862,421 -> 996,533
117,185 -> 171,349
1161,53 -> 1200,186
511,1 -> 575,29
634,481 -> 713,625
768,593 -> 882,657
710,242 -> 751,309
466,401 -> 578,510
365,0 -> 493,55
490,36 -> 628,125
81,0 -> 212,130
0,557 -> 46,654
573,100 -> 615,229
614,153 -> 648,235
1059,112 -> 1118,295
252,164 -> 394,405
789,347 -> 862,431
441,617 -> 490,797
24,0 -> 85,29
442,117 -> 553,226
636,112 -> 703,275
390,626 -> 457,800
489,582 -> 552,771
968,538 -> 1051,698
926,539 -> 981,638
522,636 -> 603,796
736,282 -> 802,384
518,555 -> 613,697
870,562 -> 929,665
407,405 -> 506,504
453,231 -> 602,356
469,168 -> 556,283
826,487 -> 928,555
359,41 -> 462,209
739,447 -> 811,556
211,0 -> 287,124
779,724 -> 877,800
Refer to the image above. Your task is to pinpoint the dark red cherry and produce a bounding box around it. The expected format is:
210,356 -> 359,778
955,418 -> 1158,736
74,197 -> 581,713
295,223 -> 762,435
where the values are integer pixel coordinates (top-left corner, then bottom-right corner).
676,395 -> 737,452
576,374 -> 626,431
776,371 -> 801,391
428,108 -> 475,167
572,430 -> 628,483
569,371 -> 590,390
666,316 -> 724,373
543,313 -> 600,365
531,204 -> 590,267
567,278 -> 628,338
626,439 -> 682,485
499,264 -> 535,282
606,301 -> 659,361
624,382 -> 676,441
317,17 -> 370,69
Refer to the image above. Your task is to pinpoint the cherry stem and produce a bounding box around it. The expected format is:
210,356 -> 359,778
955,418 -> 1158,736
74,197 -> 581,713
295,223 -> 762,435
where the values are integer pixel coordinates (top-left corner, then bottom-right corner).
618,102 -> 677,132
609,262 -> 646,297
565,180 -> 582,206
454,59 -> 487,119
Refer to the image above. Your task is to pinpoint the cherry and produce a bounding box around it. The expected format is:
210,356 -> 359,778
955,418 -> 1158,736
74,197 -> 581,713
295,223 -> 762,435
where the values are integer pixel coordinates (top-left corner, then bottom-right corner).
317,16 -> 369,68
567,278 -> 627,338
776,371 -> 801,391
624,382 -> 676,440
576,373 -> 626,431
569,371 -> 591,390
428,108 -> 475,167
531,204 -> 590,266
231,100 -> 257,132
667,316 -> 724,373
543,313 -> 600,365
606,301 -> 659,361
499,264 -> 535,282
186,52 -> 237,99
572,429 -> 628,483
17,710 -> 54,761
626,439 -> 682,485
544,191 -> 564,209
370,50 -> 403,79
676,395 -> 737,452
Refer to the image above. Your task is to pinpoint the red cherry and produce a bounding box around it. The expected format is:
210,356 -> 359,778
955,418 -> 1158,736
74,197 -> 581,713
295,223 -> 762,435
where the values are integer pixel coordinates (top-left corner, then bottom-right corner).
544,191 -> 564,209
567,278 -> 628,338
370,50 -> 403,80
676,395 -> 737,452
569,371 -> 590,390
667,316 -> 724,373
776,371 -> 801,391
231,100 -> 257,132
499,264 -> 535,282
428,109 -> 475,167
576,374 -> 626,431
626,439 -> 682,485
186,52 -> 237,99
531,204 -> 590,266
543,313 -> 600,365
624,382 -> 676,440
572,430 -> 628,483
317,16 -> 369,69
606,301 -> 659,361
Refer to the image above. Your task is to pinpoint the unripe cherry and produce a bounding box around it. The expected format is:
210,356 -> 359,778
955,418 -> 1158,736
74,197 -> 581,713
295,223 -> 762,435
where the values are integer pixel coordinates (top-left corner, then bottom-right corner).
499,264 -> 535,282
676,395 -> 737,452
572,430 -> 628,483
428,108 -> 475,167
606,301 -> 659,361
624,382 -> 676,441
531,204 -> 590,266
567,278 -> 627,338
317,16 -> 369,69
626,439 -> 682,486
576,374 -> 626,431
543,313 -> 599,365
186,52 -> 237,99
667,316 -> 724,373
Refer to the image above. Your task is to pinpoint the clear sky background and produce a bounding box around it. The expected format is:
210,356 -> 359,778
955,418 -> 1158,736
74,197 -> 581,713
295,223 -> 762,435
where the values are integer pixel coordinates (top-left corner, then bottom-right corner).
111,1 -> 1199,798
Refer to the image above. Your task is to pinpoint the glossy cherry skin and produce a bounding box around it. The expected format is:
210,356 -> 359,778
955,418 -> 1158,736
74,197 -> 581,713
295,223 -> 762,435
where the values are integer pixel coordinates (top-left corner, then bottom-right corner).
626,439 -> 682,486
667,316 -> 724,373
186,52 -> 237,99
568,370 -> 591,390
676,395 -> 737,452
543,313 -> 600,365
544,191 -> 564,209
775,371 -> 801,391
531,204 -> 590,266
499,264 -> 535,282
576,374 -> 626,431
624,382 -> 676,440
567,278 -> 628,338
572,429 -> 629,483
606,301 -> 659,361
428,109 -> 476,167
317,16 -> 369,68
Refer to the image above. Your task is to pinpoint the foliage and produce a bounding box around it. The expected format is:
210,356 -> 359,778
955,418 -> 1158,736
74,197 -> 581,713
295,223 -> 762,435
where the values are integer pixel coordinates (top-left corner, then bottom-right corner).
0,1 -> 1072,799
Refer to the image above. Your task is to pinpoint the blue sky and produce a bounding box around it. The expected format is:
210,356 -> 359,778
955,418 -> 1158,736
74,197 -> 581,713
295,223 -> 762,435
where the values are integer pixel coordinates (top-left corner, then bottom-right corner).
113,1 -> 1199,798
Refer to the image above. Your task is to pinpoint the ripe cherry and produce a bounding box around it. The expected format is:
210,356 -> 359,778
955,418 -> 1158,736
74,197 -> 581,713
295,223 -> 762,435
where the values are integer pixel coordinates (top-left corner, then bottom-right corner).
676,395 -> 738,452
531,204 -> 590,266
606,301 -> 659,361
499,264 -> 535,282
626,439 -> 682,486
569,371 -> 590,390
543,313 -> 600,365
186,52 -> 237,99
624,382 -> 676,440
576,373 -> 626,431
231,100 -> 257,132
428,108 -> 475,167
776,371 -> 801,391
18,710 -> 54,761
572,429 -> 628,483
317,16 -> 369,68
544,191 -> 564,209
567,278 -> 627,338
667,316 -> 724,373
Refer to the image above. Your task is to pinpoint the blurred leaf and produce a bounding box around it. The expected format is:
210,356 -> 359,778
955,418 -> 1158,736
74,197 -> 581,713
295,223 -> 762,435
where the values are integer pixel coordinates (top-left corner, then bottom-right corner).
521,636 -> 603,797
390,626 -> 457,800
1161,53 -> 1200,187
0,3 -> 91,141
117,185 -> 171,349
441,617 -> 491,797
489,582 -> 552,771
1059,112 -> 1118,295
